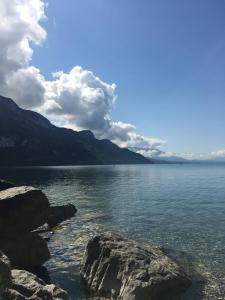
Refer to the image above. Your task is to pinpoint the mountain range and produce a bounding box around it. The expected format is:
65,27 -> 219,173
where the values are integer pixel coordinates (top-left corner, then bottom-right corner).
0,95 -> 152,166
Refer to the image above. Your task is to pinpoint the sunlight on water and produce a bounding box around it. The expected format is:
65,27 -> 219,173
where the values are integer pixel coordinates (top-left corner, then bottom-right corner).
1,164 -> 225,299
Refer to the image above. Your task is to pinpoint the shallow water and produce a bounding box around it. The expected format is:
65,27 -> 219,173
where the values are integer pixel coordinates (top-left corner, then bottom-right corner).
1,164 -> 225,299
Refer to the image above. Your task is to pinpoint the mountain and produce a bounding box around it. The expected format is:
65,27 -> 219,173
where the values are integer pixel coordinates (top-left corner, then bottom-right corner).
0,95 -> 152,166
153,156 -> 188,163
209,157 -> 225,163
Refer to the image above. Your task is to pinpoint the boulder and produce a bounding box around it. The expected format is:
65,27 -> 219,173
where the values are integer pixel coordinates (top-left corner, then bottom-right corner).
47,204 -> 77,227
0,233 -> 50,268
0,252 -> 12,297
0,186 -> 50,235
0,179 -> 15,192
81,232 -> 191,300
3,270 -> 70,300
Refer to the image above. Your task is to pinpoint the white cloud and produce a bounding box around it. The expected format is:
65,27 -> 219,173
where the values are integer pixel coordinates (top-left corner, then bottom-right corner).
43,66 -> 117,132
134,148 -> 200,161
0,0 -> 166,151
211,149 -> 225,157
0,0 -> 46,108
5,66 -> 46,107
134,148 -> 178,159
105,123 -> 166,148
135,148 -> 165,158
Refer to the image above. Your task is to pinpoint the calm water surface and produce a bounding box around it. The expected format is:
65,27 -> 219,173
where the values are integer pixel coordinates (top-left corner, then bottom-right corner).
0,164 -> 225,299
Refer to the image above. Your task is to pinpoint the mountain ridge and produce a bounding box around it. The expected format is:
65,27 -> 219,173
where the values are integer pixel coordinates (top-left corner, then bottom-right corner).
0,95 -> 152,166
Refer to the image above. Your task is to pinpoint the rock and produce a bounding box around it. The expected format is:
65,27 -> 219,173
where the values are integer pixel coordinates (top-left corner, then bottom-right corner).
0,183 -> 74,299
33,223 -> 52,234
47,204 -> 77,227
0,186 -> 50,236
0,252 -> 70,300
0,233 -> 50,269
3,270 -> 70,300
0,251 -> 12,297
0,179 -> 14,192
81,232 -> 191,300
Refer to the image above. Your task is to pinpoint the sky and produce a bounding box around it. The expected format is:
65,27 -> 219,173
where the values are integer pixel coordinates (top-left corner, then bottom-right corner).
1,0 -> 225,159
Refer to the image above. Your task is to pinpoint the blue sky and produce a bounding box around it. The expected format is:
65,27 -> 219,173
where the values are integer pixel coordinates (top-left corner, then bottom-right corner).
31,0 -> 225,157
1,0 -> 225,158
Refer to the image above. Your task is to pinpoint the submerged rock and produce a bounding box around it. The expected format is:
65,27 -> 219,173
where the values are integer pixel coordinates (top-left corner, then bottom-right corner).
0,233 -> 50,269
47,204 -> 77,228
0,186 -> 50,235
81,232 -> 191,300
0,179 -> 14,192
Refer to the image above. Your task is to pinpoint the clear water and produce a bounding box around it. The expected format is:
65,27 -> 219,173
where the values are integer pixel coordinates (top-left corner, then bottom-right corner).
0,164 -> 225,299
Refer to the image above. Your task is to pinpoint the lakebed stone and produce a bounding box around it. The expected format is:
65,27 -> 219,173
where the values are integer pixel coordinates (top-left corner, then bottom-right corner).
0,186 -> 50,236
81,232 -> 191,300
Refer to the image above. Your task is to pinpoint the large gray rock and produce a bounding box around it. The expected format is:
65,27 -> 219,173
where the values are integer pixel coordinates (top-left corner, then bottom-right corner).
0,233 -> 50,269
0,252 -> 12,297
47,204 -> 77,228
3,270 -> 70,300
81,232 -> 191,300
0,186 -> 50,235
0,179 -> 14,192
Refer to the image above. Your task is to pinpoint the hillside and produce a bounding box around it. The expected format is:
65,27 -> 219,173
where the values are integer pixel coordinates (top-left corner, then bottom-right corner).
0,96 -> 152,166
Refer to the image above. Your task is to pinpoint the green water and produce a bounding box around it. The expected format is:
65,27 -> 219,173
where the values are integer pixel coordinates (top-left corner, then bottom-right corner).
1,164 -> 225,299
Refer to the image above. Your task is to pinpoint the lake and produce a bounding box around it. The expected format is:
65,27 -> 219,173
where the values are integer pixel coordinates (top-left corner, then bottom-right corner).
0,164 -> 224,299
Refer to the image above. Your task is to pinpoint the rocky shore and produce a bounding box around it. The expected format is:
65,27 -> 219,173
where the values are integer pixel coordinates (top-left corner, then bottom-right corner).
0,179 -> 76,299
0,179 -> 191,300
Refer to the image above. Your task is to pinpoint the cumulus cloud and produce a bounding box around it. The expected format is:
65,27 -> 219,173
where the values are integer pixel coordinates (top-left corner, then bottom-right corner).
42,68 -> 166,148
5,66 -> 46,107
0,0 -> 46,108
0,0 -> 166,151
43,66 -> 117,132
105,123 -> 166,148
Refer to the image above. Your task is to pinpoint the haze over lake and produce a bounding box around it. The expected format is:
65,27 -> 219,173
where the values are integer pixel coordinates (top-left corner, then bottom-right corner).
1,163 -> 224,299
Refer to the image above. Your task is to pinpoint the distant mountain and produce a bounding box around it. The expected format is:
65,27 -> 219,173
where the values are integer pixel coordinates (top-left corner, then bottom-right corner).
156,157 -> 225,164
209,157 -> 225,163
0,95 -> 152,166
153,156 -> 188,163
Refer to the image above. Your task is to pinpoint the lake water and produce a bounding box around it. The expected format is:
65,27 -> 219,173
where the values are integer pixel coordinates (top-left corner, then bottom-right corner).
0,164 -> 225,299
